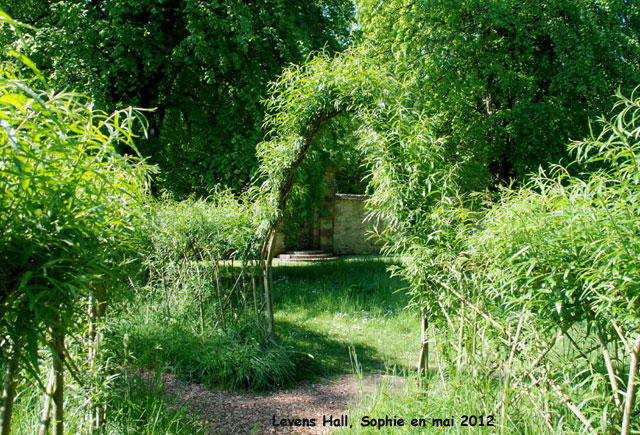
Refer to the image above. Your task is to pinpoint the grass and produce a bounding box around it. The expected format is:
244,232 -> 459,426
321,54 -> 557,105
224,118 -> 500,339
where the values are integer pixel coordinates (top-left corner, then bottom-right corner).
4,256 -> 593,433
335,371 -> 572,435
267,257 -> 587,434
109,255 -> 417,390
272,256 -> 419,375
2,367 -> 202,435
109,301 -> 309,392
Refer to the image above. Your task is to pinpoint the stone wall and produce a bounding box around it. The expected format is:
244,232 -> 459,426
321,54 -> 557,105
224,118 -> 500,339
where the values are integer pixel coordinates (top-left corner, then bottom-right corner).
273,193 -> 383,256
332,194 -> 382,255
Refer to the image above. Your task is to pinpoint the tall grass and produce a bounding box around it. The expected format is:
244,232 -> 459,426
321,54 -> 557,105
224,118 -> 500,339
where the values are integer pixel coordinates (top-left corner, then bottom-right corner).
108,311 -> 307,391
363,89 -> 640,434
1,359 -> 201,434
110,255 -> 416,391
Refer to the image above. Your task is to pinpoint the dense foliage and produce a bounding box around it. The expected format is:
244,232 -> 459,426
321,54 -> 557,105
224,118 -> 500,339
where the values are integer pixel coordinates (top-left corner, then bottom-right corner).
137,195 -> 263,332
6,0 -> 355,196
0,14 -> 151,433
251,18 -> 640,432
4,0 -> 640,432
357,0 -> 640,187
0,40 -> 149,370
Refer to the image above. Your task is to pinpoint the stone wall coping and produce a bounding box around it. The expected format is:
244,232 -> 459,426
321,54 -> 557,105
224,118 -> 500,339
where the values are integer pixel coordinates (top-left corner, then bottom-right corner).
334,193 -> 369,200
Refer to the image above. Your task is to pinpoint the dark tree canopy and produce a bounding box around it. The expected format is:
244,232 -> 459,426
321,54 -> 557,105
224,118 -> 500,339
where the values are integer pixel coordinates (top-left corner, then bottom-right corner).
7,0 -> 639,195
7,0 -> 355,196
357,0 -> 640,188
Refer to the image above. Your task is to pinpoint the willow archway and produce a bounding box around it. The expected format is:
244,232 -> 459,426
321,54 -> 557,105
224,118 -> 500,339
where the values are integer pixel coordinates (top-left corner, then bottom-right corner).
249,47 -> 456,340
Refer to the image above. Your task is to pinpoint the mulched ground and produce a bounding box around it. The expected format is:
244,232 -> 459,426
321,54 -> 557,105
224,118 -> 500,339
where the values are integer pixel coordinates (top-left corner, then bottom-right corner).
151,372 -> 404,434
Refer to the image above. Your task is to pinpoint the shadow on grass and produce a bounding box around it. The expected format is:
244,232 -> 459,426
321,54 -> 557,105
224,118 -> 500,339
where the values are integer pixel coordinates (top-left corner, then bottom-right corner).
272,256 -> 408,316
276,318 -> 389,378
110,256 -> 415,392
272,256 -> 417,376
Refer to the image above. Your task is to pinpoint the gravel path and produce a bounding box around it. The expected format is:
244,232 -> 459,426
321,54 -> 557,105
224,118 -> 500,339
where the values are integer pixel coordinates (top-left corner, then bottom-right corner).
153,372 -> 404,434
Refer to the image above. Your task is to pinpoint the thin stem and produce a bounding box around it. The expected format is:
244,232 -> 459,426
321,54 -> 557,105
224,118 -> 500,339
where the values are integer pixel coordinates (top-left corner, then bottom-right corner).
38,370 -> 56,435
213,257 -> 226,331
501,309 -> 526,434
597,328 -> 622,409
0,338 -> 21,435
549,380 -> 595,433
430,328 -> 449,397
51,330 -> 65,435
263,230 -> 277,339
621,334 -> 640,435
417,308 -> 429,378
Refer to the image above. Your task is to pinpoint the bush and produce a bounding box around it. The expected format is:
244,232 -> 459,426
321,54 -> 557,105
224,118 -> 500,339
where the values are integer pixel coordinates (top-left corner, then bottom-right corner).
130,194 -> 267,335
0,17 -> 151,433
459,88 -> 640,432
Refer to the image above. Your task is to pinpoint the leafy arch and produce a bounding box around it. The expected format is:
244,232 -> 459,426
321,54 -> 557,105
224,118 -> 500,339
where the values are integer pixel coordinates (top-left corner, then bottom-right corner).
250,47 -> 459,336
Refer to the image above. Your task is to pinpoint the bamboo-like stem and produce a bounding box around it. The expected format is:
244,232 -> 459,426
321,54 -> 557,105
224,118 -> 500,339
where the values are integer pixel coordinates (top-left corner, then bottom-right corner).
621,334 -> 640,435
87,294 -> 96,364
564,331 -> 597,372
160,261 -> 170,319
436,300 -> 455,330
430,328 -> 448,396
213,257 -> 226,331
471,301 -> 478,357
492,330 -> 562,415
438,274 -> 511,343
198,288 -> 205,334
251,265 -> 260,330
549,380 -> 595,433
51,330 -> 65,435
543,381 -> 552,431
191,248 -> 208,333
94,288 -> 107,433
457,288 -> 466,370
220,268 -> 246,313
87,293 -> 97,434
38,370 -> 56,435
480,323 -> 488,360
263,229 -> 276,339
500,309 -> 526,435
258,109 -> 345,340
417,308 -> 429,378
612,320 -> 631,354
518,370 -> 555,432
241,263 -> 248,323
597,328 -> 622,408
0,338 -> 21,435
61,344 -> 83,387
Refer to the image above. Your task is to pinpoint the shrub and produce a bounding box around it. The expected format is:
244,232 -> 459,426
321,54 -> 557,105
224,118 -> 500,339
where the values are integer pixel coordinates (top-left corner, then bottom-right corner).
0,15 -> 151,433
462,88 -> 640,432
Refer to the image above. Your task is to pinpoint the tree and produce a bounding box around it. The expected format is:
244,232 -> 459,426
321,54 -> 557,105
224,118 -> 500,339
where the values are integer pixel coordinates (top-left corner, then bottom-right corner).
7,0 -> 355,196
356,0 -> 640,188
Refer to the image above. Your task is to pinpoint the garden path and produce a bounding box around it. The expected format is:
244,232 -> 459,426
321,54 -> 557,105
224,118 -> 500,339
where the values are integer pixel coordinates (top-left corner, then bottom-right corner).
156,372 -> 404,434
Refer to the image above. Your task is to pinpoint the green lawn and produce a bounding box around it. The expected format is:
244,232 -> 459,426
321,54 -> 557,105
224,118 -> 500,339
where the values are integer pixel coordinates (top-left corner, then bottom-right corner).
273,256 -> 420,376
